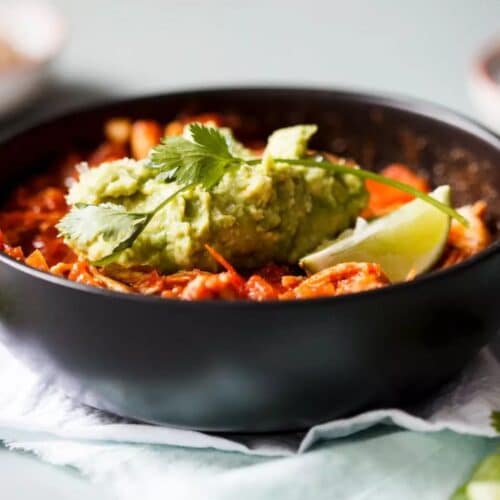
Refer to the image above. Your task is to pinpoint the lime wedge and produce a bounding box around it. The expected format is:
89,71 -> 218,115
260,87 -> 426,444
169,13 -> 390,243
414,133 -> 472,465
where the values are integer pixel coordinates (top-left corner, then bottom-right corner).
453,453 -> 500,500
467,482 -> 500,500
299,185 -> 451,283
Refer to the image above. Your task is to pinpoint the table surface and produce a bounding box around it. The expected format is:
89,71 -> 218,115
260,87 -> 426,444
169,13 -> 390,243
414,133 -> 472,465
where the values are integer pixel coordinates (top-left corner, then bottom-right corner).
0,0 -> 499,498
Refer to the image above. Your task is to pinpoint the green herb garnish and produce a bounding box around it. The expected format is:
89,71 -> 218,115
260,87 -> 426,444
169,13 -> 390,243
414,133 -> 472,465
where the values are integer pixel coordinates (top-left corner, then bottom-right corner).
57,124 -> 468,265
149,123 -> 241,188
57,186 -> 189,266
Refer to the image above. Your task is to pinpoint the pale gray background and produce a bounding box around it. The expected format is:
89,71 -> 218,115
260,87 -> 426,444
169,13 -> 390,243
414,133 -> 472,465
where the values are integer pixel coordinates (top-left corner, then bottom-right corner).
0,0 -> 499,498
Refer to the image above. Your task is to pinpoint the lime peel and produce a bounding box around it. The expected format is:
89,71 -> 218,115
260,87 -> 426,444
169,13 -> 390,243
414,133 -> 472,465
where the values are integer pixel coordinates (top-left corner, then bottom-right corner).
453,452 -> 500,500
467,481 -> 500,500
299,185 -> 452,283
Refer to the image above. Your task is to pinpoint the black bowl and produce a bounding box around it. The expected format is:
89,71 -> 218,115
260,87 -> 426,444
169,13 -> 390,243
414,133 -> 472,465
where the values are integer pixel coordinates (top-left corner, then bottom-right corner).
0,87 -> 499,432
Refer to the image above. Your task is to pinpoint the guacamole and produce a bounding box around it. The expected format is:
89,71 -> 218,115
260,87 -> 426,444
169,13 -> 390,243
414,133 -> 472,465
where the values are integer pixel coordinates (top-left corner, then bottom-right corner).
64,125 -> 367,272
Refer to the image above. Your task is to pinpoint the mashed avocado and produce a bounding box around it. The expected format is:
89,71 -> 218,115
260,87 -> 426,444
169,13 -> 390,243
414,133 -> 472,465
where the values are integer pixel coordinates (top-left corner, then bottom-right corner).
64,125 -> 367,272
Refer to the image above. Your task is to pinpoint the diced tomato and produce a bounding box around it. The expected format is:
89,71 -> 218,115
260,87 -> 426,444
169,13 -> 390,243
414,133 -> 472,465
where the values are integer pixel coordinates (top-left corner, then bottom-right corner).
365,163 -> 430,217
89,142 -> 127,166
25,249 -> 49,272
130,121 -> 162,160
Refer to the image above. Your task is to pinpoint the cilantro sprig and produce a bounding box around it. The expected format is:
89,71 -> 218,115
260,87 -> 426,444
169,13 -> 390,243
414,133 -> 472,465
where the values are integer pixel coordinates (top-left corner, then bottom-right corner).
57,186 -> 189,266
149,123 -> 241,188
57,124 -> 467,266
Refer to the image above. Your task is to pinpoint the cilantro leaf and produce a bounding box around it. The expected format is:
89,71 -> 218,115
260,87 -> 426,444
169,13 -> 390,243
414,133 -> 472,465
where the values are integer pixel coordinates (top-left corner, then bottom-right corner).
149,123 -> 241,189
190,122 -> 232,157
57,203 -> 151,265
57,185 -> 188,266
57,203 -> 150,246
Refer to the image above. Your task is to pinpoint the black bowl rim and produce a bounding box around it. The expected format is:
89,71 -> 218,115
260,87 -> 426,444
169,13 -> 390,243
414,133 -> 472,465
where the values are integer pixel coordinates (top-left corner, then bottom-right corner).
1,85 -> 499,309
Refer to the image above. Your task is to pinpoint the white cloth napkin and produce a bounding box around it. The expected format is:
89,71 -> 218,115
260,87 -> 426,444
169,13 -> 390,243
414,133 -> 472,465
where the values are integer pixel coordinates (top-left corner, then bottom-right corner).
0,341 -> 499,499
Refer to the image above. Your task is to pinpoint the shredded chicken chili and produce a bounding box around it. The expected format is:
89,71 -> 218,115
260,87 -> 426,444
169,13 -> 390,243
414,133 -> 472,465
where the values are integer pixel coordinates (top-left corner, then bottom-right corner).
0,113 -> 491,301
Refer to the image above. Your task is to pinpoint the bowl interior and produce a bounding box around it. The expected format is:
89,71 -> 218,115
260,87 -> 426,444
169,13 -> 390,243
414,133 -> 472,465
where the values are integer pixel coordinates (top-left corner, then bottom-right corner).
1,88 -> 499,237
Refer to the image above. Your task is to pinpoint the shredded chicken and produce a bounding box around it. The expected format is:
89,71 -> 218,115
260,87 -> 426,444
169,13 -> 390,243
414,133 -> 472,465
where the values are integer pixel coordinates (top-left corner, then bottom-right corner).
0,112 -> 493,301
280,263 -> 389,299
440,201 -> 491,268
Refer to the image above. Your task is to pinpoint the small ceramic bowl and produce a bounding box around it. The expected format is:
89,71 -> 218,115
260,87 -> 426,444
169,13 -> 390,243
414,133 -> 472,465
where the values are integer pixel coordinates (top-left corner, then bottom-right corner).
1,88 -> 499,432
469,40 -> 500,134
0,2 -> 66,117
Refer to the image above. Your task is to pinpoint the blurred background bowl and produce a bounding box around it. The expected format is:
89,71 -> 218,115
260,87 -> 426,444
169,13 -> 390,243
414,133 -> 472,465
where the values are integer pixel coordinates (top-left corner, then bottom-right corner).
0,1 -> 66,118
469,39 -> 500,134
